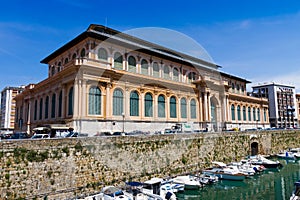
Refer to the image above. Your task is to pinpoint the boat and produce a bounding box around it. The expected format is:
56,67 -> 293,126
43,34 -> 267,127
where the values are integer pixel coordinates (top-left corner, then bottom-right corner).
196,173 -> 219,184
248,155 -> 282,168
227,162 -> 256,176
142,178 -> 177,200
171,175 -> 202,190
202,161 -> 246,181
277,151 -> 296,160
102,186 -> 131,200
290,180 -> 300,200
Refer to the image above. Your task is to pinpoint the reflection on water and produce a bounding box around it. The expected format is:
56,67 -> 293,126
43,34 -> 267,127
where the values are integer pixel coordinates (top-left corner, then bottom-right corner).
177,159 -> 300,200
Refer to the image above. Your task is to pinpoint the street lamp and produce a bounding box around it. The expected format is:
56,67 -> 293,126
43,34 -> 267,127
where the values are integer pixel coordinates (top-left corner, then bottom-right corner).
122,112 -> 125,133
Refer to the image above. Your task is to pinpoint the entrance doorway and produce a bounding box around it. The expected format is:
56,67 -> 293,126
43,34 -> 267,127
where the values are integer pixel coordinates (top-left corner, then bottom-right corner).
251,142 -> 258,156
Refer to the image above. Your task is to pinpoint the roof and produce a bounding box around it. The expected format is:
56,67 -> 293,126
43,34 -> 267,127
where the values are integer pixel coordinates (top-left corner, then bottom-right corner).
252,82 -> 295,89
41,24 -> 219,71
220,71 -> 251,83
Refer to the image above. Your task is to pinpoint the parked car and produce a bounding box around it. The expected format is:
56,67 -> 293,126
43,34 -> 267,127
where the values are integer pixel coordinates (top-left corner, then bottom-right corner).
65,132 -> 78,138
31,134 -> 50,139
10,132 -> 29,139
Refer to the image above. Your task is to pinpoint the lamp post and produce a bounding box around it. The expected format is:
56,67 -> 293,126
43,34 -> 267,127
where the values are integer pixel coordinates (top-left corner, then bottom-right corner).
122,112 -> 125,133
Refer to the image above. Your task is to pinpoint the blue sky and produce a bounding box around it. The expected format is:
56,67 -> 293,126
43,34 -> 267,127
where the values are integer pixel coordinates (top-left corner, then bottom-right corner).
1,0 -> 300,91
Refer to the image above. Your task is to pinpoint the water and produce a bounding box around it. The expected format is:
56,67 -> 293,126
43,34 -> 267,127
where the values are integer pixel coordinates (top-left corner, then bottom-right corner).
176,159 -> 300,200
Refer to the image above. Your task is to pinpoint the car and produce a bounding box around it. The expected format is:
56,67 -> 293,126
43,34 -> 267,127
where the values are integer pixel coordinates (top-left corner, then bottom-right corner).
9,132 -> 29,139
31,134 -> 50,139
65,132 -> 78,138
112,131 -> 126,136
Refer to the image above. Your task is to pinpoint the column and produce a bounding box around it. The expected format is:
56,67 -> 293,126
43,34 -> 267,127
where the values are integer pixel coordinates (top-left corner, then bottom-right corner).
203,92 -> 208,121
81,80 -> 87,117
140,91 -> 145,119
61,86 -> 66,118
198,91 -> 203,121
27,100 -> 31,134
125,87 -> 130,118
222,95 -> 227,122
106,83 -> 112,119
73,79 -> 80,118
154,92 -> 158,120
207,92 -> 211,122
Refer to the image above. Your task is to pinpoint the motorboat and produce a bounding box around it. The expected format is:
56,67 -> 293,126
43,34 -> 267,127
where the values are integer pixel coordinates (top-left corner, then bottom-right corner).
171,175 -> 202,190
290,180 -> 300,200
202,161 -> 246,181
142,178 -> 177,200
102,186 -> 131,200
196,173 -> 219,184
227,162 -> 256,176
277,151 -> 296,160
248,155 -> 282,168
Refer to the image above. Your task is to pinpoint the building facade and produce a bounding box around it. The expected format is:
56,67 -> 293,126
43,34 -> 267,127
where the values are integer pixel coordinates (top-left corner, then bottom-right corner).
296,94 -> 300,127
1,86 -> 25,131
14,24 -> 269,135
252,83 -> 298,128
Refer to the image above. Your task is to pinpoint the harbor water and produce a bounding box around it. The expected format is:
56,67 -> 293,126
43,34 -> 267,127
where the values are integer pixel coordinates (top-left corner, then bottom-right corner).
176,159 -> 300,200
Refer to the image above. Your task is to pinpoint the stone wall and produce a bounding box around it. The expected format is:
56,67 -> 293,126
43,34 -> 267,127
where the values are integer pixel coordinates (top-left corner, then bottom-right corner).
0,130 -> 300,199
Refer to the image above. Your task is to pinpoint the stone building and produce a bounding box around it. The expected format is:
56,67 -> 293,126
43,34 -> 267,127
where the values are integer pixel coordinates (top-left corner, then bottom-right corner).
14,24 -> 269,135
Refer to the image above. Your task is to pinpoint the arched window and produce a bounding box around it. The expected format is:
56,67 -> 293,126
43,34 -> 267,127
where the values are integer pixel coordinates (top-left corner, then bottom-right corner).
248,107 -> 251,121
145,93 -> 153,117
237,84 -> 240,91
237,105 -> 241,121
231,104 -> 235,121
68,87 -> 74,116
170,96 -> 177,118
98,48 -> 108,60
114,52 -> 123,70
158,95 -> 165,118
180,98 -> 187,118
51,93 -> 56,118
45,96 -> 49,119
231,83 -> 235,90
64,58 -> 69,64
128,56 -> 136,73
141,59 -> 148,75
243,106 -> 246,121
39,98 -> 43,120
153,62 -> 159,78
72,53 -> 77,59
51,66 -> 55,76
113,89 -> 123,115
257,108 -> 260,121
241,85 -> 245,93
58,91 -> 62,117
130,91 -> 139,116
57,62 -> 61,72
80,48 -> 86,58
253,108 -> 256,121
89,86 -> 101,115
34,100 -> 37,121
187,72 -> 196,83
173,68 -> 179,81
190,99 -> 197,119
163,65 -> 170,79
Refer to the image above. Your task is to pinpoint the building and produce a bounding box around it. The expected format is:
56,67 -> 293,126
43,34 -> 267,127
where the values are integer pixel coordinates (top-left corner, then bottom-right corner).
1,86 -> 25,131
14,24 -> 269,135
296,94 -> 300,126
252,83 -> 298,128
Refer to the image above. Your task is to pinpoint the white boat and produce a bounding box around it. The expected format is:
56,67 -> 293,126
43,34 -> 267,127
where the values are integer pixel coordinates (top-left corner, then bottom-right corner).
248,155 -> 282,168
102,186 -> 131,200
202,161 -> 246,181
228,162 -> 256,176
196,173 -> 219,184
172,175 -> 202,190
142,178 -> 177,200
290,180 -> 300,200
277,151 -> 296,160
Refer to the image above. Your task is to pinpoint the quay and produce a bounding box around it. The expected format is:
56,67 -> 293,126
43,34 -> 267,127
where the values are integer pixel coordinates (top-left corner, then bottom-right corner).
0,130 -> 300,199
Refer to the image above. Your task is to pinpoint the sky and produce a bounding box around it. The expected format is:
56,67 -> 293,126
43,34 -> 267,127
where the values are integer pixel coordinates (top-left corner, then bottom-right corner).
1,0 -> 300,92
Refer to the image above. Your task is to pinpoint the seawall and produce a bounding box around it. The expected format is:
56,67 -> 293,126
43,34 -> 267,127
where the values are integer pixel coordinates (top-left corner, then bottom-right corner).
0,130 -> 299,199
